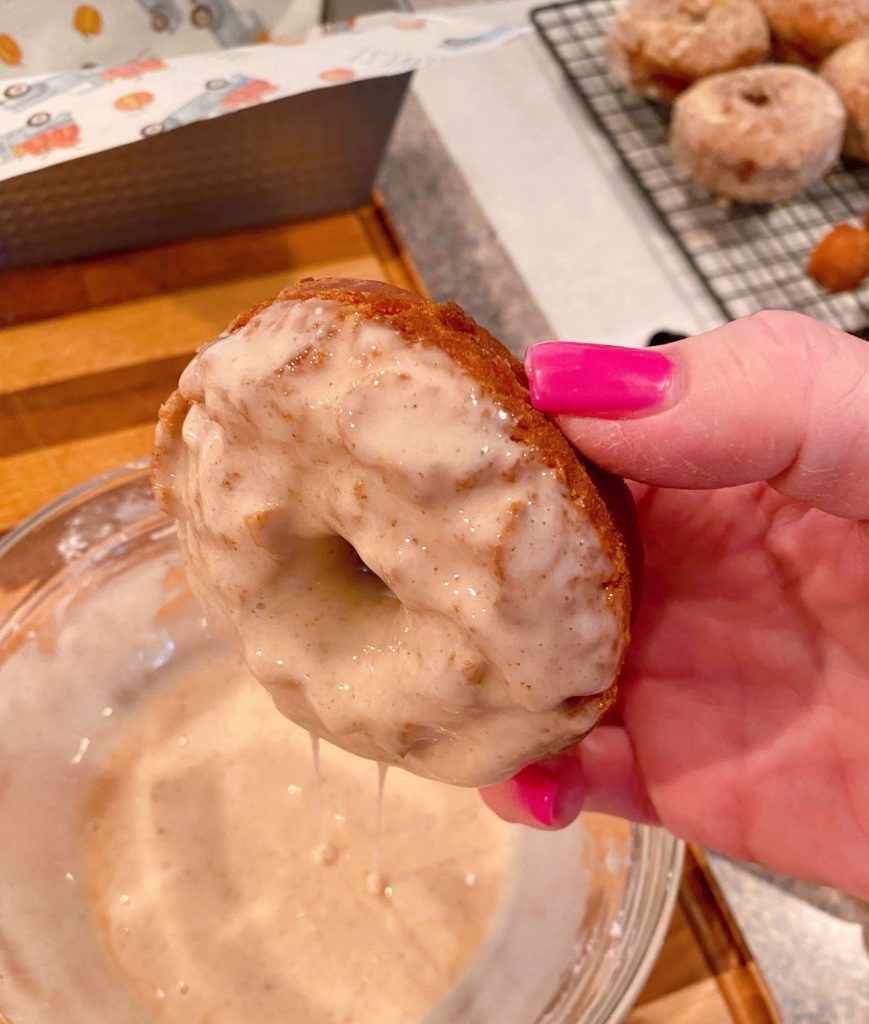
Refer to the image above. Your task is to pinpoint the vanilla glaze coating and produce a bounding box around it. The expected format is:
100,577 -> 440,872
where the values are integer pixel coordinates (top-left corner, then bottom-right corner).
153,281 -> 631,786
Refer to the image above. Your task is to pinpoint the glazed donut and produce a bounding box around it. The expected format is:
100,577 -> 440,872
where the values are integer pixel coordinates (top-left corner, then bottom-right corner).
820,37 -> 869,162
671,66 -> 846,202
758,0 -> 869,65
153,279 -> 635,787
607,0 -> 770,103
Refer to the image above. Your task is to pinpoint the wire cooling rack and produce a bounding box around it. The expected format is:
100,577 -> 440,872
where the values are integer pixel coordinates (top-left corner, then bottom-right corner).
530,0 -> 869,334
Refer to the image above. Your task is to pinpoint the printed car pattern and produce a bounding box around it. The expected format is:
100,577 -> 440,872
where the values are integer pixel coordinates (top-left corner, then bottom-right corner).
140,73 -> 276,136
2,58 -> 167,114
0,112 -> 79,163
189,1 -> 266,46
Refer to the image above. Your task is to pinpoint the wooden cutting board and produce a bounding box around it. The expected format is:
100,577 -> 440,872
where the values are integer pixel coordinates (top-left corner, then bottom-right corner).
0,201 -> 780,1023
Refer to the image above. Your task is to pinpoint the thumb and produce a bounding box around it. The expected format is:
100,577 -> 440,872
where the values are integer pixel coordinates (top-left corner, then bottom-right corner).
525,312 -> 869,519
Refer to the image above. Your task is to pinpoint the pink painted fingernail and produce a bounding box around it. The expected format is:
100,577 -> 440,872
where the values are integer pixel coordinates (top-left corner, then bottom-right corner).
525,342 -> 674,416
512,760 -> 586,828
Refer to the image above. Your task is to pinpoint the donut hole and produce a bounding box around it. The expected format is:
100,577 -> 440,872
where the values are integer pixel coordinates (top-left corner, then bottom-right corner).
333,536 -> 397,602
248,511 -> 395,601
741,89 -> 771,107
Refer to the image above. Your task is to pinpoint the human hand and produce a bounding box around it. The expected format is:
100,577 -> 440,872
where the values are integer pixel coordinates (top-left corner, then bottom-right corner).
481,312 -> 869,899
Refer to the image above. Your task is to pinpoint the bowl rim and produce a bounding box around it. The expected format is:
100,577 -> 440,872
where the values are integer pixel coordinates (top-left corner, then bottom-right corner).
0,458 -> 151,562
596,831 -> 684,1022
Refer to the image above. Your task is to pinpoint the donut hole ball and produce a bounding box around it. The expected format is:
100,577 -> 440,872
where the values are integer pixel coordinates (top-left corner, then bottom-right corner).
808,223 -> 869,292
671,66 -> 846,202
820,36 -> 869,162
758,0 -> 869,66
606,0 -> 771,103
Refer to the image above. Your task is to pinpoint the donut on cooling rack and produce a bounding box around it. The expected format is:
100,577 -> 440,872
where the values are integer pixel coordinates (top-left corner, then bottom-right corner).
758,0 -> 869,65
670,65 -> 846,202
606,0 -> 770,103
153,279 -> 637,787
820,37 -> 869,162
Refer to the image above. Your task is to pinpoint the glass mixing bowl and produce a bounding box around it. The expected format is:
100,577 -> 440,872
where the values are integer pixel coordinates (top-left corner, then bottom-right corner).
0,463 -> 683,1024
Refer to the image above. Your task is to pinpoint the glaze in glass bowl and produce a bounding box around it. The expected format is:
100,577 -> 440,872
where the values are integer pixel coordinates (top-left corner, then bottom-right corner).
0,463 -> 683,1024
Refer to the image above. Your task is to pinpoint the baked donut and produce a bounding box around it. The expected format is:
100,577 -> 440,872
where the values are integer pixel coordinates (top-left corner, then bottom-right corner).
758,0 -> 869,65
153,279 -> 636,787
607,0 -> 770,103
671,66 -> 846,202
820,37 -> 869,162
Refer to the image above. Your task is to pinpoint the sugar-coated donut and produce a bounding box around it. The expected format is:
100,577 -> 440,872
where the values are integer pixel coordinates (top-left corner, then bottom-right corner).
671,66 -> 846,202
820,37 -> 869,162
758,0 -> 869,64
607,0 -> 770,103
153,279 -> 636,787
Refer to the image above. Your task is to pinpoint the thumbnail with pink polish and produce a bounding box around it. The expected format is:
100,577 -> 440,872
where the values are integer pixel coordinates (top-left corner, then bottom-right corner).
525,342 -> 674,417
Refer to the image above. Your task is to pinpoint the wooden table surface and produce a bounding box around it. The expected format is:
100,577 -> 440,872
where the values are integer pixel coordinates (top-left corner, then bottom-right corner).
0,203 -> 779,1023
0,203 -> 421,532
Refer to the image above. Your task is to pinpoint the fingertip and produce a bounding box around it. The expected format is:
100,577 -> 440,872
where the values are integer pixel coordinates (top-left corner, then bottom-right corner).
479,780 -> 532,826
578,725 -> 661,825
480,759 -> 586,831
481,726 -> 659,831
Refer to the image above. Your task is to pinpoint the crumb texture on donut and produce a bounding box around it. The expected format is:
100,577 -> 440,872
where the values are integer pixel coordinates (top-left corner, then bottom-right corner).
671,65 -> 846,202
607,0 -> 770,103
153,279 -> 634,787
820,37 -> 869,162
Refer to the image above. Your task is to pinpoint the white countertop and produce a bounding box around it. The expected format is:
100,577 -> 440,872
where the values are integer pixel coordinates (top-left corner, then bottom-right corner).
414,0 -> 721,346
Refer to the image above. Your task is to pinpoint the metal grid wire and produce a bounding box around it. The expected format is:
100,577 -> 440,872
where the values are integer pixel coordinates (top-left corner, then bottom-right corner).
531,0 -> 869,334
